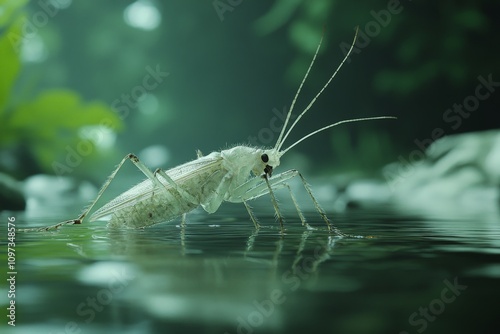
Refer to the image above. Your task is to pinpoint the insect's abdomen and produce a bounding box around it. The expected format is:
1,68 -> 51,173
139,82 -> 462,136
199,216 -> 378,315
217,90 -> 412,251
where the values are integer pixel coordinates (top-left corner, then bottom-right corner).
101,166 -> 226,228
107,189 -> 198,229
91,152 -> 227,228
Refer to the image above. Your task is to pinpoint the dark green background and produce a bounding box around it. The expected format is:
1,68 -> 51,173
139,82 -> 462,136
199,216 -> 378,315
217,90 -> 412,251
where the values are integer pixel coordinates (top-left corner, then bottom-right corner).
2,0 -> 499,181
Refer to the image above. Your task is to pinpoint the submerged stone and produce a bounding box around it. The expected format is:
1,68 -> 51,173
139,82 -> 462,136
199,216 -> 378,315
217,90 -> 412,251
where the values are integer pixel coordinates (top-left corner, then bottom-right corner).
385,130 -> 500,219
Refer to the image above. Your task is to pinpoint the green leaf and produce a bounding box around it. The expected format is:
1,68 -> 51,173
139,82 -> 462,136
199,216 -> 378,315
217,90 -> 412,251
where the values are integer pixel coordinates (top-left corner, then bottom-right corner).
0,0 -> 29,28
0,14 -> 22,112
6,89 -> 123,171
10,89 -> 122,129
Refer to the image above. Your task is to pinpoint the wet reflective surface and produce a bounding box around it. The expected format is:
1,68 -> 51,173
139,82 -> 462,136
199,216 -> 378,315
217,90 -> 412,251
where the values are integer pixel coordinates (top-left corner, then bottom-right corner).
1,205 -> 500,334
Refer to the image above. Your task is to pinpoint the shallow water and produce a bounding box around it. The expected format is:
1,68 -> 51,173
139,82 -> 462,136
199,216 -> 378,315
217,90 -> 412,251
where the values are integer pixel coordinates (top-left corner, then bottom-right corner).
1,205 -> 499,334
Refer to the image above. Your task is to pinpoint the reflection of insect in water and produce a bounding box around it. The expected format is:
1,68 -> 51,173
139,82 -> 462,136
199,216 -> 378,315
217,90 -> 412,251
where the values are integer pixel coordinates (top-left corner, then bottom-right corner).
30,28 -> 395,234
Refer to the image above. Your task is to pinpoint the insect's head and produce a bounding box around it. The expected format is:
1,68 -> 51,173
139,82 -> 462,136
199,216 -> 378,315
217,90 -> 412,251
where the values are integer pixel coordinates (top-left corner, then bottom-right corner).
255,148 -> 281,178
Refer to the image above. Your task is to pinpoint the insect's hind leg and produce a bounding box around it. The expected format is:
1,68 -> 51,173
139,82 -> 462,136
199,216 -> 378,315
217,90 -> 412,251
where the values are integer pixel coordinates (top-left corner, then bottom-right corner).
77,154 -> 164,222
153,169 -> 199,205
20,153 -> 160,232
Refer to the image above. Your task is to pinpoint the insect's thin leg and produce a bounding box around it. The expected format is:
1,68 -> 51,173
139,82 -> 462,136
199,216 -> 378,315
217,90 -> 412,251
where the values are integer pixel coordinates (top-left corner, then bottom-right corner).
263,175 -> 285,232
20,153 -> 156,232
17,218 -> 81,232
229,170 -> 299,201
83,153 -> 163,219
153,169 -> 198,205
229,170 -> 346,236
243,200 -> 260,229
244,170 -> 333,232
296,172 -> 346,236
80,153 -> 165,221
284,184 -> 311,229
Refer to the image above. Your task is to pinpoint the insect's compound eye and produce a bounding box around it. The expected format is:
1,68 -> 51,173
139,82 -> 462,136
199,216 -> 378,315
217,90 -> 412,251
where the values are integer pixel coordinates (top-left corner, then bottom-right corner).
261,154 -> 269,163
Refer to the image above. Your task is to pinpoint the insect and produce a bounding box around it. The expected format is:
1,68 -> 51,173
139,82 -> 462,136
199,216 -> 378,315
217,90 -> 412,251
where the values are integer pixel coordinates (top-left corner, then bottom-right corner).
25,28 -> 395,234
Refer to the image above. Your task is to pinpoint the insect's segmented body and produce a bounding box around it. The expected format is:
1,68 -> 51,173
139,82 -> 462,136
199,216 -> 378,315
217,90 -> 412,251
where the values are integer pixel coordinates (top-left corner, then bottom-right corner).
90,152 -> 224,228
94,178 -> 200,229
90,147 -> 274,228
23,27 -> 395,234
105,188 -> 195,228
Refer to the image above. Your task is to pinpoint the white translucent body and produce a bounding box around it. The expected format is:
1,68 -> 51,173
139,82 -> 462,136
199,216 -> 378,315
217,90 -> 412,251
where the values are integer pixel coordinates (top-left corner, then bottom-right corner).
23,27 -> 395,234
90,147 -> 276,228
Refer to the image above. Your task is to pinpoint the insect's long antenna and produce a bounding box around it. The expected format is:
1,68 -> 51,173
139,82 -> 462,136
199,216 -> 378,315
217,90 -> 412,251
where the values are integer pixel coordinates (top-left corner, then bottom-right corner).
281,116 -> 397,155
274,31 -> 325,151
276,26 -> 359,152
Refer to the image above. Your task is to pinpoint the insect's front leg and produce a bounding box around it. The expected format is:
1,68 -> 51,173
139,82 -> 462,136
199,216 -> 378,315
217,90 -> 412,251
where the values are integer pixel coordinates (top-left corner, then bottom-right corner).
229,170 -> 298,201
229,170 -> 344,235
228,171 -> 298,231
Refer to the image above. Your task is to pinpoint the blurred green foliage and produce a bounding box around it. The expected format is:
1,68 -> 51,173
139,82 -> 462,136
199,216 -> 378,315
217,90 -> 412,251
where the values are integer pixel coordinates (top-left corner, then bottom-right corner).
0,0 -> 122,179
0,3 -> 22,111
0,0 -> 28,27
268,0 -> 496,173
0,0 -> 497,181
372,6 -> 488,95
5,89 -> 122,170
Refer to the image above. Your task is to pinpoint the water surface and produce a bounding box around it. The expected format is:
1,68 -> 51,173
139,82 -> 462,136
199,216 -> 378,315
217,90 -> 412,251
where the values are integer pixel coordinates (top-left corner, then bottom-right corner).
1,206 -> 499,334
